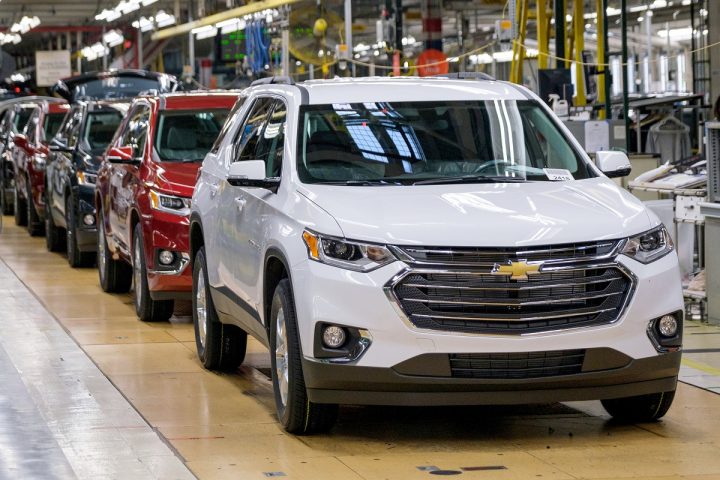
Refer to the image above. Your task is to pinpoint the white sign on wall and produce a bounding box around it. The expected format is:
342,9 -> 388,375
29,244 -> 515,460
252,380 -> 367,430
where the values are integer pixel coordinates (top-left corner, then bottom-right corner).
35,50 -> 71,87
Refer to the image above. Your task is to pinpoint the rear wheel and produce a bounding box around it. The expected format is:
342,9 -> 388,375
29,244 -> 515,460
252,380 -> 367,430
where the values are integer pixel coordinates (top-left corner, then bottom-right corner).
270,279 -> 338,434
192,246 -> 246,370
1,175 -> 12,215
13,186 -> 26,226
44,193 -> 65,252
97,213 -> 132,293
66,196 -> 94,268
133,227 -> 174,322
26,182 -> 43,236
601,389 -> 676,423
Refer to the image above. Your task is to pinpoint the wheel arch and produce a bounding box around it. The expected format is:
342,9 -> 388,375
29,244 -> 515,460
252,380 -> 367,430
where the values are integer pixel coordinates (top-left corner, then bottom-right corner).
189,213 -> 204,270
263,247 -> 292,331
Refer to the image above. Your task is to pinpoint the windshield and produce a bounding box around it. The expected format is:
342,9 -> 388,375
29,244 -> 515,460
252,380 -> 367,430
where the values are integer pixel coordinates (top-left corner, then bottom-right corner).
298,100 -> 594,185
155,109 -> 230,162
73,77 -> 167,101
85,111 -> 123,152
44,113 -> 66,140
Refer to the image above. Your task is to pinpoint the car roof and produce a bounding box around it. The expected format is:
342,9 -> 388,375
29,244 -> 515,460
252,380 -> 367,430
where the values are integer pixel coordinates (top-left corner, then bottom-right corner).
248,77 -> 529,105
139,91 -> 241,111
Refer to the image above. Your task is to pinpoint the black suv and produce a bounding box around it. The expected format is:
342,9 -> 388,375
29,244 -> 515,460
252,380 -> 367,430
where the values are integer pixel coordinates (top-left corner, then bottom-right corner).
45,101 -> 128,267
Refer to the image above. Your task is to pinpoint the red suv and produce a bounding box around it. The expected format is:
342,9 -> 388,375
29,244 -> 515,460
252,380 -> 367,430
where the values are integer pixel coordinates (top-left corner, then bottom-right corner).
13,99 -> 69,235
95,92 -> 237,321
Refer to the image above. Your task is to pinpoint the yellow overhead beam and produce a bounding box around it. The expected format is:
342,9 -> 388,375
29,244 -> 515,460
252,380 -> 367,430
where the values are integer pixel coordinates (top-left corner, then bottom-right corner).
150,0 -> 302,41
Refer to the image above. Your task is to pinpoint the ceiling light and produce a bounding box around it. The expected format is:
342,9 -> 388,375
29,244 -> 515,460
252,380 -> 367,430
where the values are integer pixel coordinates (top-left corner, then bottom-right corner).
10,16 -> 41,34
155,11 -> 176,28
132,16 -> 154,32
103,29 -> 124,47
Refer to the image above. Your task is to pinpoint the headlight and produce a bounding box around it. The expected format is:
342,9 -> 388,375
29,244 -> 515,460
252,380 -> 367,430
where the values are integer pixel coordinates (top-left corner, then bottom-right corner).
622,225 -> 674,264
148,190 -> 191,216
302,230 -> 395,272
76,171 -> 97,185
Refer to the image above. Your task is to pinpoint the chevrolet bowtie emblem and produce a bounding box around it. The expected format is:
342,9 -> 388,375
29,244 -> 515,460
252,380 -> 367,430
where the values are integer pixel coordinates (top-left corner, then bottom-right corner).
491,260 -> 543,281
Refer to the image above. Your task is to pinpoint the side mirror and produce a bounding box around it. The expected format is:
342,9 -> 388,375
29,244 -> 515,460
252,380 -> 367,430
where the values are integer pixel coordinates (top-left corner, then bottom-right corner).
107,146 -> 138,164
227,160 -> 279,192
596,151 -> 632,178
50,142 -> 73,153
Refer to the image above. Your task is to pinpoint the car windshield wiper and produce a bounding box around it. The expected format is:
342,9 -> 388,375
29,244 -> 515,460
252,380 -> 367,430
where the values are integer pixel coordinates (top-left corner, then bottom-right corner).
412,174 -> 528,185
319,179 -> 404,186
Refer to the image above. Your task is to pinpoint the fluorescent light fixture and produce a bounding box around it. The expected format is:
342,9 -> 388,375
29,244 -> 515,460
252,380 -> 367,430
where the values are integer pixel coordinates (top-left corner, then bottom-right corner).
10,16 -> 41,34
192,25 -> 217,40
82,42 -> 110,61
215,17 -> 246,34
103,29 -> 124,47
155,11 -> 176,28
132,16 -> 154,32
0,33 -> 22,45
96,0 -> 157,23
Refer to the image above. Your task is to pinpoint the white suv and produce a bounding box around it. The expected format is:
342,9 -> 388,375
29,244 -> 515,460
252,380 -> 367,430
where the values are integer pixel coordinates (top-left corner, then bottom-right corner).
190,77 -> 683,434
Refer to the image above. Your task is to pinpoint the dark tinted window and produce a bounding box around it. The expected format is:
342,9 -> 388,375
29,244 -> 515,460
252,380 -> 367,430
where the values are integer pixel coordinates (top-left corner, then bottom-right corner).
14,107 -> 33,132
85,111 -> 124,152
24,109 -> 40,144
253,100 -> 287,177
73,77 -> 167,101
234,97 -> 274,162
298,100 -> 593,184
43,113 -> 66,141
209,96 -> 245,154
119,106 -> 151,158
155,109 -> 230,162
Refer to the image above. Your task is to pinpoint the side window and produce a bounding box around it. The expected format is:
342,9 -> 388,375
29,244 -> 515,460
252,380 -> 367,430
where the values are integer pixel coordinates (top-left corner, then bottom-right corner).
57,108 -> 81,147
234,97 -> 274,162
68,110 -> 84,148
119,105 -> 150,158
253,100 -> 287,177
24,109 -> 40,144
209,96 -> 246,154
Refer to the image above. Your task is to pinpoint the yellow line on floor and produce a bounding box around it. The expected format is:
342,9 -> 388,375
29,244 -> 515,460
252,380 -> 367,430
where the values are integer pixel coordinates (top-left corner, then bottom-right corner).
682,357 -> 720,376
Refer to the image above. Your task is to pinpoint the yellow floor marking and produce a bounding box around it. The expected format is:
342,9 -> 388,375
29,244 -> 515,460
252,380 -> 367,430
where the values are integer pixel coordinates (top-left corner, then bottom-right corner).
682,357 -> 720,376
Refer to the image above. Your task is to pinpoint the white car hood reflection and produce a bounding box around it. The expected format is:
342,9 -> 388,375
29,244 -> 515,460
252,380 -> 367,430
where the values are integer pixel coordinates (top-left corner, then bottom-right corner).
298,177 -> 654,247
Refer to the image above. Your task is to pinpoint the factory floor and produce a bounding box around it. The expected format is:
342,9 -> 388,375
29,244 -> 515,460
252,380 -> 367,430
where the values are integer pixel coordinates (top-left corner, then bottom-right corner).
2,216 -> 720,480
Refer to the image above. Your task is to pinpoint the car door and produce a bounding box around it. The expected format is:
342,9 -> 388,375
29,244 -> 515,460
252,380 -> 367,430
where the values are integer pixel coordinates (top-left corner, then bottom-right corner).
48,106 -> 82,225
15,107 -> 40,198
108,104 -> 149,255
214,96 -> 275,330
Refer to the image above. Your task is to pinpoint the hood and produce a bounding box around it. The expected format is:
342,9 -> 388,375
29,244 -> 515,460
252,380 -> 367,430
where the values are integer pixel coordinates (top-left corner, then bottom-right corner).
149,162 -> 201,198
298,177 -> 654,247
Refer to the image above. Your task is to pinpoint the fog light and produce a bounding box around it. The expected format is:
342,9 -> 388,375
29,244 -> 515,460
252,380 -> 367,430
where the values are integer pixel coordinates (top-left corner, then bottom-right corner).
158,250 -> 175,266
658,315 -> 678,337
322,325 -> 346,349
83,214 -> 95,226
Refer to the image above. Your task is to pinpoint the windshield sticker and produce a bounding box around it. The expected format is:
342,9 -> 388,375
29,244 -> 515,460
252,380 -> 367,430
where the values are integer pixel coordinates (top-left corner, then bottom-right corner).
543,168 -> 574,181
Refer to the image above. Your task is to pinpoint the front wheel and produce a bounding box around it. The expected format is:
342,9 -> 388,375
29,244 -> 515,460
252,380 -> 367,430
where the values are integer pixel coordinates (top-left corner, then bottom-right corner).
26,182 -> 43,236
601,389 -> 676,423
97,213 -> 132,293
133,227 -> 173,322
14,187 -> 26,226
66,196 -> 94,267
270,279 -> 337,434
192,246 -> 246,370
45,194 -> 65,252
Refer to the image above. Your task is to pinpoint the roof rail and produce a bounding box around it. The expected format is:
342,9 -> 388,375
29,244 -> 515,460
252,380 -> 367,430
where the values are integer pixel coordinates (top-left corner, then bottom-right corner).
433,72 -> 496,81
250,76 -> 295,87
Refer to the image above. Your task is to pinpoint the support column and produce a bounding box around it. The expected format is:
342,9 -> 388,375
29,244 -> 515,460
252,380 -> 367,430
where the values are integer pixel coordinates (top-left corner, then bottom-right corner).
344,0 -> 355,76
137,28 -> 144,70
555,0 -> 566,68
710,2 -> 720,107
76,31 -> 82,74
421,0 -> 442,51
573,0 -> 586,106
537,0 -> 549,70
621,0 -> 630,151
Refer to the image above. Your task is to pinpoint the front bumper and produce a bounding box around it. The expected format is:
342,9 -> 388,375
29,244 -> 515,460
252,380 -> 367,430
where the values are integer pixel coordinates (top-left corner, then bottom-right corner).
74,187 -> 98,252
291,251 -> 684,404
142,210 -> 192,300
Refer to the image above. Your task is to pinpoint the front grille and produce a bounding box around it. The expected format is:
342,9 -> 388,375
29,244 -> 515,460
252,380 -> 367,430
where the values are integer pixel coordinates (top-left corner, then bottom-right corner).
397,241 -> 618,267
390,241 -> 633,334
450,349 -> 586,379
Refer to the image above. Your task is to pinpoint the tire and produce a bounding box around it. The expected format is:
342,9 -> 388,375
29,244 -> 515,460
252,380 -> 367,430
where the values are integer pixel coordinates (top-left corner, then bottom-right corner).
2,187 -> 11,216
45,194 -> 65,252
14,186 -> 26,226
192,246 -> 246,370
66,195 -> 94,268
26,182 -> 43,236
133,227 -> 174,322
97,213 -> 132,293
270,278 -> 338,434
601,389 -> 676,423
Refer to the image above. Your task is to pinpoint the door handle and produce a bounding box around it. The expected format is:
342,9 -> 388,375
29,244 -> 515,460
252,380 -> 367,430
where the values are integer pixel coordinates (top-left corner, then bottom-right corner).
234,197 -> 246,212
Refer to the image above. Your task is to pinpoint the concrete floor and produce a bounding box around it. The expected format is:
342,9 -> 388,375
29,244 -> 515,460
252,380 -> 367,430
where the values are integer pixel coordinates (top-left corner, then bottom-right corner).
2,216 -> 720,479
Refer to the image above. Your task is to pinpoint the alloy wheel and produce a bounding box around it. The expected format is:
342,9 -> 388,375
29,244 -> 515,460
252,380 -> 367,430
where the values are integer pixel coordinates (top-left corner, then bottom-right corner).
133,237 -> 142,310
275,307 -> 289,407
195,269 -> 208,349
98,225 -> 107,282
